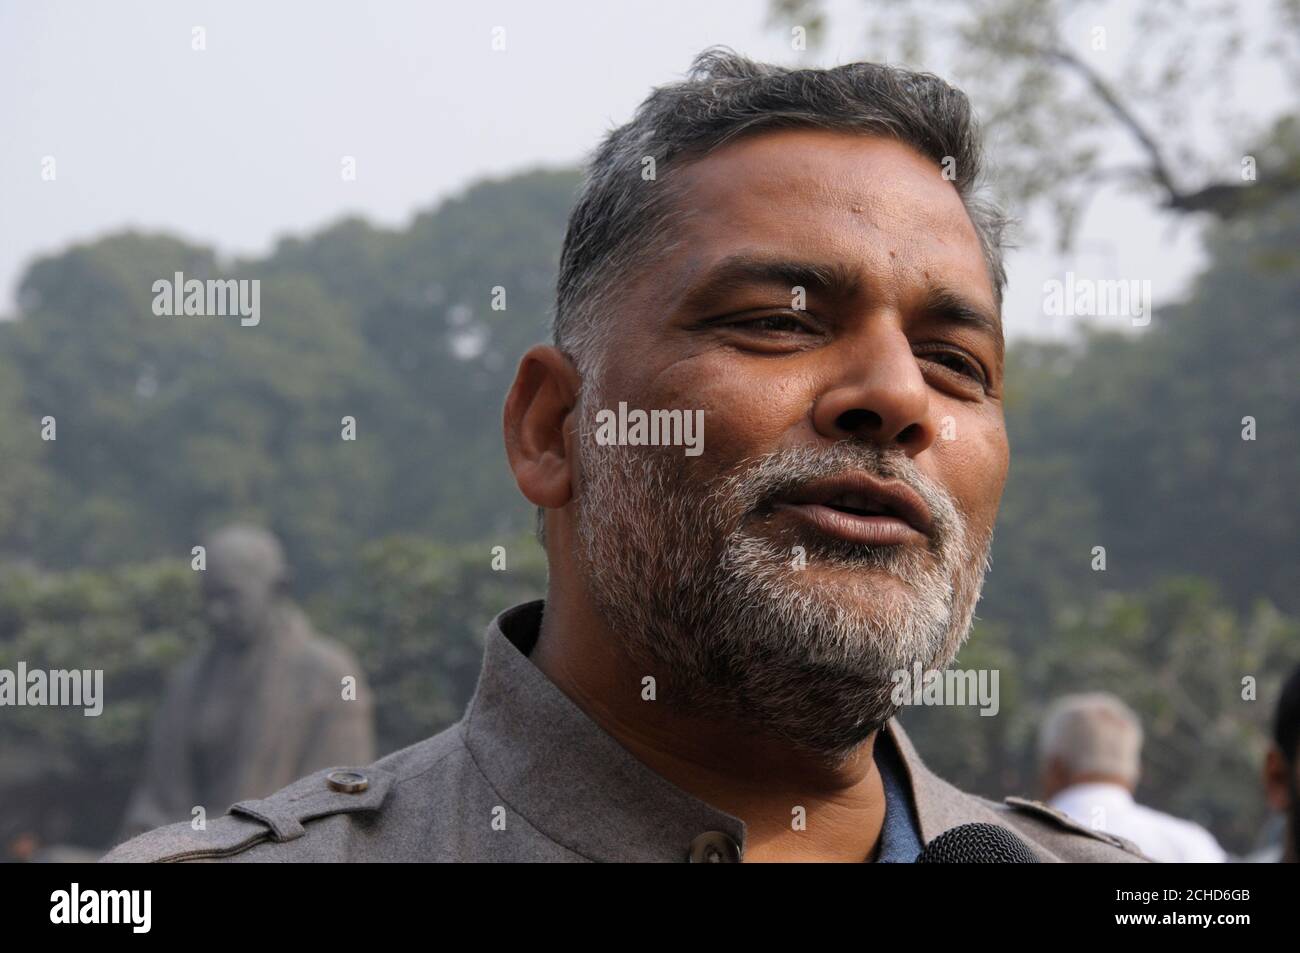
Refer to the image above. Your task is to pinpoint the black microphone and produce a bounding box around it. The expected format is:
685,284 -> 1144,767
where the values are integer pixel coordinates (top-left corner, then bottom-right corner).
916,823 -> 1041,863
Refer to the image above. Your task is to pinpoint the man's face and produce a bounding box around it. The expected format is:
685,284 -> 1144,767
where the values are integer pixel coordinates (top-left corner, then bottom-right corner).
572,128 -> 1009,759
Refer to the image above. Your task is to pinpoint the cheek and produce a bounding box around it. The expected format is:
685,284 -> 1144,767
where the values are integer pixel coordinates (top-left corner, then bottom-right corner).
931,413 -> 1008,528
632,350 -> 816,468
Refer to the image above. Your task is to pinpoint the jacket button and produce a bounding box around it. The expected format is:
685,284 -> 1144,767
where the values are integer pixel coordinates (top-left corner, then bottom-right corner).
325,769 -> 369,793
688,831 -> 741,863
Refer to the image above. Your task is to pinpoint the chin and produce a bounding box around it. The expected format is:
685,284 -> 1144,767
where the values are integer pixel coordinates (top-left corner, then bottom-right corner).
785,560 -> 919,603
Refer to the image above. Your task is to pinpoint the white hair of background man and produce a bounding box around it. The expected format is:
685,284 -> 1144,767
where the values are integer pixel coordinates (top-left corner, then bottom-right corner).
1039,692 -> 1144,786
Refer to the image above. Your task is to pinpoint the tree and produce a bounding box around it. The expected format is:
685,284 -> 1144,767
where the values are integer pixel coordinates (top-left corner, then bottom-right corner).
770,0 -> 1300,247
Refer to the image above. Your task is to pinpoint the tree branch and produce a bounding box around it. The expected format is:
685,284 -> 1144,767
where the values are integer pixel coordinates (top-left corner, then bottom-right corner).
1038,45 -> 1291,218
1041,46 -> 1182,200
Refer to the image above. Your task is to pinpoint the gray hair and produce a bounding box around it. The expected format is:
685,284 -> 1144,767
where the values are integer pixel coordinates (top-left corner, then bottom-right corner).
537,47 -> 1010,546
1038,693 -> 1144,786
552,45 -> 1010,381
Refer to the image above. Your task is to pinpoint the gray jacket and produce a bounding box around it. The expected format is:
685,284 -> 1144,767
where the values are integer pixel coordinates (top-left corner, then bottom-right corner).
103,600 -> 1148,863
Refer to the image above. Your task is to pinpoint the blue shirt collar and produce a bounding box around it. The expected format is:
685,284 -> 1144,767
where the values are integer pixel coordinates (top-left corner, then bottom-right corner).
873,724 -> 924,863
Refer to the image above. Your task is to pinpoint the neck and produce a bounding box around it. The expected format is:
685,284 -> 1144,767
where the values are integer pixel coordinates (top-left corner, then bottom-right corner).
530,583 -> 888,862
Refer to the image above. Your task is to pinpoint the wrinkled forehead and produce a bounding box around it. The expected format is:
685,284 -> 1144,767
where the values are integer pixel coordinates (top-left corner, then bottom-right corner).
652,128 -> 998,317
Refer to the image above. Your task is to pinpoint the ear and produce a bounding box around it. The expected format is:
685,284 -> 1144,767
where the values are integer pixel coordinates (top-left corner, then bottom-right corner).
503,345 -> 582,510
1264,746 -> 1292,812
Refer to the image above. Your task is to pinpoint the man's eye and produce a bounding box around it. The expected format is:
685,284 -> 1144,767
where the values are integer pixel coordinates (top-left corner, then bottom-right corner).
920,348 -> 987,386
732,313 -> 811,333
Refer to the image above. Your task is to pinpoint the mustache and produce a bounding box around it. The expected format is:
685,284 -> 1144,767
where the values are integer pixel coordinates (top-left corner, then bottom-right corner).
710,442 -> 961,544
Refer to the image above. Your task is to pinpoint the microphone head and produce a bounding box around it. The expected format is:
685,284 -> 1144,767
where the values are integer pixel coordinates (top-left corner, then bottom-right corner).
916,823 -> 1041,863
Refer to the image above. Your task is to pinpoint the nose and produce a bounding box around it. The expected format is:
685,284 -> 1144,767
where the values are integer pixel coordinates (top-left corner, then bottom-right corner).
810,318 -> 935,455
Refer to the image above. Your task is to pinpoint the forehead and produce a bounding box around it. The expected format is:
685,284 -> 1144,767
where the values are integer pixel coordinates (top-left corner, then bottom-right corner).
652,127 -> 996,312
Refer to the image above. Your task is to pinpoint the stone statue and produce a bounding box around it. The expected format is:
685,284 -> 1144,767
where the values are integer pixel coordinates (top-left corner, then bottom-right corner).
120,525 -> 374,837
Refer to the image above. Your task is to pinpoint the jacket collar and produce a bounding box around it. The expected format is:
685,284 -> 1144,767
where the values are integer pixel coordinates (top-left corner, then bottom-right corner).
463,599 -> 1028,861
463,600 -> 744,862
886,709 -> 1017,844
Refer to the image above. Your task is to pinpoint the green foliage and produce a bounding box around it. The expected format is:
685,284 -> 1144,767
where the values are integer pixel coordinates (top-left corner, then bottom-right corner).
318,534 -> 548,753
0,561 -> 205,847
983,189 -> 1300,636
0,170 -> 579,587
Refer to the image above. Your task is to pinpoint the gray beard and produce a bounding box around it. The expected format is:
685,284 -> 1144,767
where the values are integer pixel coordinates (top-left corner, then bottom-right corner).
574,398 -> 993,764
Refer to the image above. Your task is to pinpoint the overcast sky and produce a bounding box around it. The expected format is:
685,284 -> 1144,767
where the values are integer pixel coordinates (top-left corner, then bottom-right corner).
1,0 -> 1285,340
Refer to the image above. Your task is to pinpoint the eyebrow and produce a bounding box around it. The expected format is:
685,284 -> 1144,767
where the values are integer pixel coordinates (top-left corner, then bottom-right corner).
920,286 -> 1005,360
678,253 -> 1003,356
677,254 -> 863,313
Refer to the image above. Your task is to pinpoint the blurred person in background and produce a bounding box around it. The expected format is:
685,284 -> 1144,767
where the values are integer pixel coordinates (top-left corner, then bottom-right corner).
1255,663 -> 1300,862
1040,692 -> 1226,863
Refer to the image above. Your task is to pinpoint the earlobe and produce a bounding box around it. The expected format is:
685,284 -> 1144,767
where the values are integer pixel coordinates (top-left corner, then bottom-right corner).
503,345 -> 581,510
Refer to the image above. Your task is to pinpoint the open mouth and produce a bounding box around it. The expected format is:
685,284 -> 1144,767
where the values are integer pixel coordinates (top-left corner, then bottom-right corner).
769,472 -> 934,547
821,492 -> 898,518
